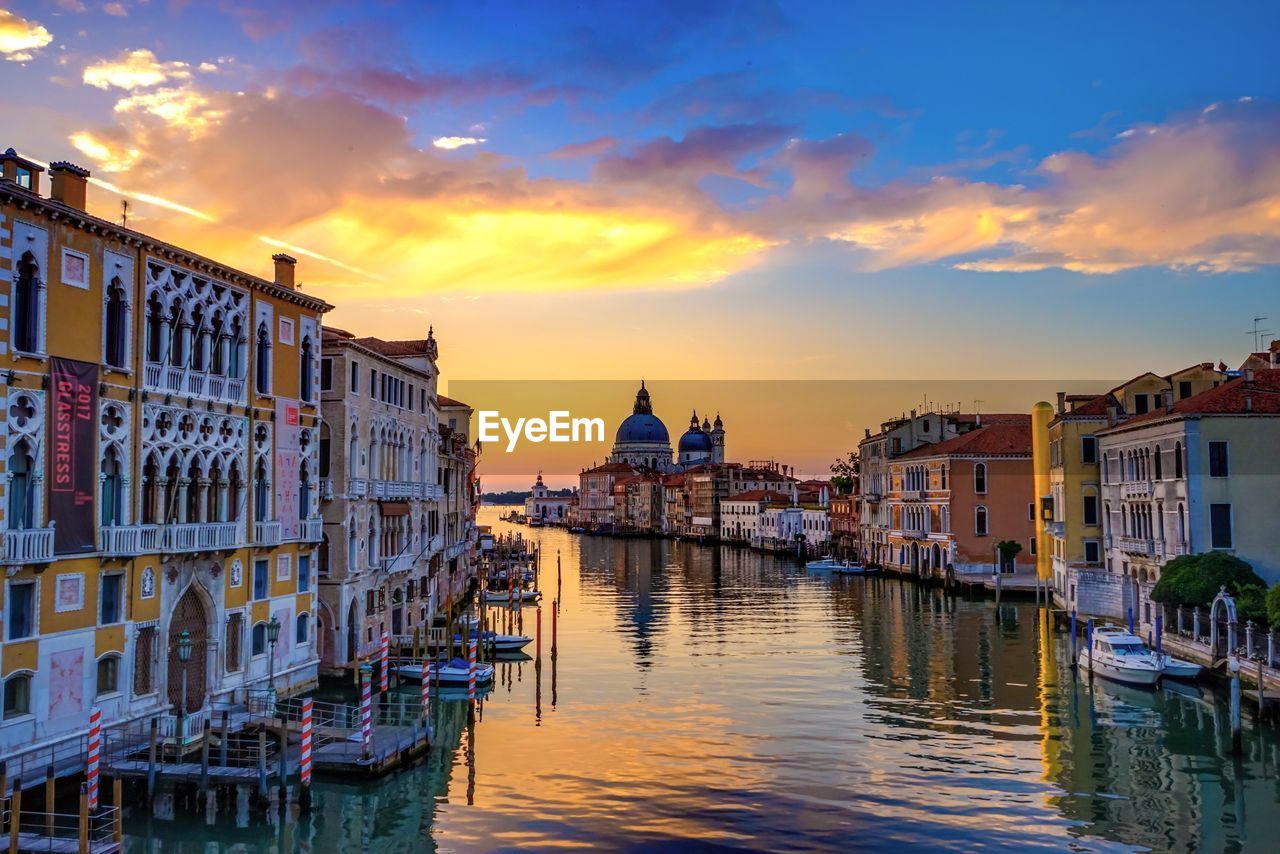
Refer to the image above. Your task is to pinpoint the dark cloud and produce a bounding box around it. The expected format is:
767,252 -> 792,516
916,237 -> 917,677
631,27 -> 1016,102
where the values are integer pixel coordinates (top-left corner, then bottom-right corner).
595,123 -> 795,190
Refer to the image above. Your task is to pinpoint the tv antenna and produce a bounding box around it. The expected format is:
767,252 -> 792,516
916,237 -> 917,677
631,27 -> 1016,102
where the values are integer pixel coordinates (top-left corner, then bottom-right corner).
1246,316 -> 1271,353
120,199 -> 129,228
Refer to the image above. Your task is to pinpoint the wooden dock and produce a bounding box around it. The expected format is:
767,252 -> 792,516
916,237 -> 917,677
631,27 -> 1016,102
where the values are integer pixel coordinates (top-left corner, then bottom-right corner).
9,833 -> 121,853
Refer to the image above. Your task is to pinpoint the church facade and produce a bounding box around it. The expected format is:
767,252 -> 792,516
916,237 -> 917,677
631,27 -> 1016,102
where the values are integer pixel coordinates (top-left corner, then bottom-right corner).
607,382 -> 724,472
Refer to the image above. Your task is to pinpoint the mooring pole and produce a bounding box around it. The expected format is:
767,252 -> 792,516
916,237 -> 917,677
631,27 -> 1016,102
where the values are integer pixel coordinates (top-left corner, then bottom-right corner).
1229,655 -> 1243,755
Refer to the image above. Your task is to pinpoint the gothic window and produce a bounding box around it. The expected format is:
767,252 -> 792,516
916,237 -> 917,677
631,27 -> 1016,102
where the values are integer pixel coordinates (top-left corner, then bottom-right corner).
133,626 -> 156,695
254,457 -> 271,522
13,252 -> 40,354
146,293 -> 165,363
100,446 -> 124,527
975,505 -> 989,536
168,304 -> 186,368
255,322 -> 271,395
229,317 -> 245,379
299,461 -> 311,521
300,336 -> 314,401
973,463 -> 987,494
6,441 -> 34,530
229,461 -> 243,522
104,277 -> 129,369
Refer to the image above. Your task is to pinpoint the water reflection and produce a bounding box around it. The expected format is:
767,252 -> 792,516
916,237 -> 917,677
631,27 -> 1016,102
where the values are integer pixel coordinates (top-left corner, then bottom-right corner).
125,508 -> 1279,852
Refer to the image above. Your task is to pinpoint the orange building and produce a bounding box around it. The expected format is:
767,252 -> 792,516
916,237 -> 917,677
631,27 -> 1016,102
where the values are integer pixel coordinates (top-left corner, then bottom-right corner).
885,416 -> 1035,577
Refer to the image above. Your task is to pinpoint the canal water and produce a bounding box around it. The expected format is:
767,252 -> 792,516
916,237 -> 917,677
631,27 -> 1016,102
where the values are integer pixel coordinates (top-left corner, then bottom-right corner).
128,507 -> 1280,852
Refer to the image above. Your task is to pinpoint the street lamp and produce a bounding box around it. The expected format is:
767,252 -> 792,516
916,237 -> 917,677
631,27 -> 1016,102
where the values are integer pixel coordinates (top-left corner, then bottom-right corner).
176,630 -> 193,751
266,615 -> 281,716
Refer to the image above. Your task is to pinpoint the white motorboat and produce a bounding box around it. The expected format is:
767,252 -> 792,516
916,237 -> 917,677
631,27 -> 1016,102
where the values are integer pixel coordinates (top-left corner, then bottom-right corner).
392,659 -> 495,685
1078,626 -> 1163,686
454,631 -> 532,653
1158,655 -> 1203,680
806,558 -> 877,575
485,588 -> 541,603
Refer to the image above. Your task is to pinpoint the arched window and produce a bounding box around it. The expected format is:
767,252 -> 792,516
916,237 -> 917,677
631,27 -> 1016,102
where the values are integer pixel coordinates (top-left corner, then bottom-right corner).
300,336 -> 314,401
101,447 -> 124,527
254,458 -> 270,522
1174,441 -> 1183,479
1177,503 -> 1186,543
6,440 -> 34,530
319,423 -> 331,478
96,654 -> 121,697
975,505 -> 988,536
190,305 -> 206,372
347,518 -> 358,569
228,461 -> 243,521
255,322 -> 271,395
210,313 -> 225,375
146,293 -> 165,363
1154,445 -> 1163,481
349,435 -> 360,476
251,622 -> 267,656
2,672 -> 32,720
973,462 -> 987,494
207,461 -> 223,523
228,317 -> 244,379
141,452 -> 160,524
104,278 -> 128,369
298,461 -> 311,521
168,305 -> 186,368
14,252 -> 41,354
296,613 -> 310,644
185,458 -> 202,523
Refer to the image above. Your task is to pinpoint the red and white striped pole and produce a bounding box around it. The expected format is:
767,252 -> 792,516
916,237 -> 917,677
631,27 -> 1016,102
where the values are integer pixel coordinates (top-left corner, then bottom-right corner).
86,707 -> 101,810
379,630 -> 390,693
360,663 -> 373,759
300,698 -> 313,788
467,638 -> 477,703
420,657 -> 431,722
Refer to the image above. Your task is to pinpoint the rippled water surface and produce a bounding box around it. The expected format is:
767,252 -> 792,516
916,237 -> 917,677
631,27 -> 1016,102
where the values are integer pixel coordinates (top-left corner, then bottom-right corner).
130,508 -> 1280,851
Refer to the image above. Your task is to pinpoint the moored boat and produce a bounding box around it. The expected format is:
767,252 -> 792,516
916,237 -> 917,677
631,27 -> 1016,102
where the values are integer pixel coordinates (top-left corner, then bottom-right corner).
807,558 -> 877,575
392,659 -> 496,685
1078,625 -> 1163,686
453,631 -> 532,652
1158,655 -> 1203,680
486,588 -> 541,603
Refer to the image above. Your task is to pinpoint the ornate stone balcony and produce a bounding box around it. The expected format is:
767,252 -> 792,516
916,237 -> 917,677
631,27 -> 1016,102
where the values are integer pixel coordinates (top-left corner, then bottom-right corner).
254,520 -> 283,547
300,517 -> 324,543
100,524 -> 159,557
161,522 -> 241,553
2,526 -> 56,565
1115,536 -> 1154,556
1123,480 -> 1152,497
144,362 -> 246,406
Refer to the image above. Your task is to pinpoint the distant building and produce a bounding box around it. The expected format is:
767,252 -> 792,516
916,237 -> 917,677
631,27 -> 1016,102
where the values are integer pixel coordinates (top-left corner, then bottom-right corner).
524,473 -> 572,523
607,382 -> 726,472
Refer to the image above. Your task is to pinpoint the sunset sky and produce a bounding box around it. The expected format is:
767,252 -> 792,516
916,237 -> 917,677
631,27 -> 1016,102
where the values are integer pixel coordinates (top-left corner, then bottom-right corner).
2,0 -> 1278,400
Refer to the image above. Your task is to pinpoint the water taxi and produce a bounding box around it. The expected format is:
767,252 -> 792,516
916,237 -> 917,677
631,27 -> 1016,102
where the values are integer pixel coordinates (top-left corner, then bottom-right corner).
1078,625 -> 1163,686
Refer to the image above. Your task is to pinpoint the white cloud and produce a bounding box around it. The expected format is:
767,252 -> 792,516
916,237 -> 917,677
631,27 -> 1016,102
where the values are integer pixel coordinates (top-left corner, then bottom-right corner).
0,8 -> 53,62
83,48 -> 191,90
432,136 -> 485,150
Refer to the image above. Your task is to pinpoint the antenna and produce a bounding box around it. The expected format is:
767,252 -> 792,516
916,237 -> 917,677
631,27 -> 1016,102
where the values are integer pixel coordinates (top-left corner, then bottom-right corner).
120,199 -> 129,228
1246,316 -> 1272,353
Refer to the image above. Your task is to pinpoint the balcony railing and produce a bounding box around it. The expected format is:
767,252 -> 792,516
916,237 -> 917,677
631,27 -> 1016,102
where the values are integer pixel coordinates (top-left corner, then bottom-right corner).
300,517 -> 324,542
1123,481 -> 1152,497
423,483 -> 444,500
862,492 -> 882,504
161,522 -> 241,553
100,524 -> 159,557
254,520 -> 283,547
1115,536 -> 1154,556
320,478 -> 334,500
380,553 -> 417,574
348,478 -> 368,498
1154,539 -> 1189,559
143,362 -> 245,405
2,526 -> 56,565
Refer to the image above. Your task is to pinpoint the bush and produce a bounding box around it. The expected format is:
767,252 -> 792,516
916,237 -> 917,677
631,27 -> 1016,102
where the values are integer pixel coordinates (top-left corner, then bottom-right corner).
1267,585 -> 1280,627
1235,584 -> 1270,628
1149,552 -> 1267,610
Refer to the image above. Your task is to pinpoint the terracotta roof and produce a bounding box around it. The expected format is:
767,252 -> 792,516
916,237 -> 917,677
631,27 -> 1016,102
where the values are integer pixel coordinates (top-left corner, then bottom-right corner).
350,337 -> 434,357
1103,369 -> 1280,430
898,417 -> 1032,459
661,474 -> 685,486
1056,392 -> 1117,419
322,326 -> 354,339
582,462 -> 639,475
438,395 -> 468,408
725,490 -> 792,503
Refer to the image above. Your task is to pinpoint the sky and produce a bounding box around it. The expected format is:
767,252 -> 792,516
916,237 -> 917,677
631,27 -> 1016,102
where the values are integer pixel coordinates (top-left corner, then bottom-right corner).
2,1 -> 1278,403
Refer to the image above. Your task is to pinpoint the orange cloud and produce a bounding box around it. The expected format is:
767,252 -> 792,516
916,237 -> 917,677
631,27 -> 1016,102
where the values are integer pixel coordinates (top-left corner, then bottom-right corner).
83,49 -> 192,90
0,8 -> 52,62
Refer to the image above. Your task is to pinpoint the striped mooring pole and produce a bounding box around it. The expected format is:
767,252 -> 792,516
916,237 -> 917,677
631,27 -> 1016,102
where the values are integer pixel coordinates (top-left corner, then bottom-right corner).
379,630 -> 390,693
86,707 -> 101,810
421,657 -> 432,721
360,662 -> 373,759
300,698 -> 314,787
468,638 -> 478,703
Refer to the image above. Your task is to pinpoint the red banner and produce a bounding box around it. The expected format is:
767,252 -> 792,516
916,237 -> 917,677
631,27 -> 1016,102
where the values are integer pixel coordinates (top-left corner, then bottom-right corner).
49,357 -> 98,554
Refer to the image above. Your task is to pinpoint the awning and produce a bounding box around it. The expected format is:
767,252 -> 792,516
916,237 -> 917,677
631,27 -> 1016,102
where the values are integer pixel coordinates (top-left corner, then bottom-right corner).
379,501 -> 410,517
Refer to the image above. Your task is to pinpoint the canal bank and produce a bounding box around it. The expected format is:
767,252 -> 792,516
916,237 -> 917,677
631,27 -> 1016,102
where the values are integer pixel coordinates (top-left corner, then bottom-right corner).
122,507 -> 1280,852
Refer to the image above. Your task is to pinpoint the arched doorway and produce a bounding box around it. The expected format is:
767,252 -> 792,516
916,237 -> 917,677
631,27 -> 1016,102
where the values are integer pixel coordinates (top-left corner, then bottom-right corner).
346,599 -> 359,665
168,585 -> 210,714
931,544 -> 942,575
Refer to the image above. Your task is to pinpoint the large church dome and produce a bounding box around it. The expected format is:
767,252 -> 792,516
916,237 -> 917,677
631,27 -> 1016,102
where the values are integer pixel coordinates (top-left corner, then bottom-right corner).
678,410 -> 713,453
615,381 -> 669,443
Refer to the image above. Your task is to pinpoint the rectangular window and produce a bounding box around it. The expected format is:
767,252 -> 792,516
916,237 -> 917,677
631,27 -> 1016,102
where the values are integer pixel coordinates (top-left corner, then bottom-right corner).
100,573 -> 124,624
320,358 -> 333,391
1179,380 -> 1193,399
1209,441 -> 1230,477
1210,503 -> 1233,549
96,657 -> 119,696
350,360 -> 360,393
1081,436 -> 1098,465
298,554 -> 311,593
1133,394 -> 1150,415
1027,502 -> 1035,522
370,368 -> 377,398
7,582 -> 35,640
1084,540 -> 1101,564
1083,495 -> 1099,526
225,614 -> 243,674
253,559 -> 269,600
1029,538 -> 1037,556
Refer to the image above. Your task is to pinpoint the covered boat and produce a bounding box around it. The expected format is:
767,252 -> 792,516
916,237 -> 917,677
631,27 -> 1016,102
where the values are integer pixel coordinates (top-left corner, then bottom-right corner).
1078,626 -> 1163,686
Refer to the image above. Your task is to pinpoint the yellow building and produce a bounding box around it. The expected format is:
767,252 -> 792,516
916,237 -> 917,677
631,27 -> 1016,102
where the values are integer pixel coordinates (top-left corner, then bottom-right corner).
1040,363 -> 1225,617
1,150 -> 330,755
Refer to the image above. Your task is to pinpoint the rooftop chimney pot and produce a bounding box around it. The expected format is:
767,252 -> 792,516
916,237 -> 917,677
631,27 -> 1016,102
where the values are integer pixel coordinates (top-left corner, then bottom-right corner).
272,253 -> 297,290
1056,391 -> 1066,414
48,161 -> 90,211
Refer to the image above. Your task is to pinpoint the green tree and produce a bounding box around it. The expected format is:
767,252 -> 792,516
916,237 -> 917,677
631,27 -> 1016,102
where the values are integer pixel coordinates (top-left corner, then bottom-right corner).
1266,584 -> 1280,627
996,539 -> 1022,571
1149,552 -> 1267,610
829,451 -> 860,495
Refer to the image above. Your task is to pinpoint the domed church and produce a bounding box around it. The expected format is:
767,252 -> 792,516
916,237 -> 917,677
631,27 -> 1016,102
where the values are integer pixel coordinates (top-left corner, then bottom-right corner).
608,382 -> 724,471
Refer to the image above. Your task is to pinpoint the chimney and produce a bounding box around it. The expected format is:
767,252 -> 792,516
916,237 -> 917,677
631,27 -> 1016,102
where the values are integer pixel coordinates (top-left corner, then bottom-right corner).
1163,388 -> 1174,413
864,428 -> 871,440
1244,368 -> 1255,382
1056,391 -> 1066,414
975,412 -> 982,427
48,161 -> 90,210
1106,405 -> 1118,426
272,254 -> 297,289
